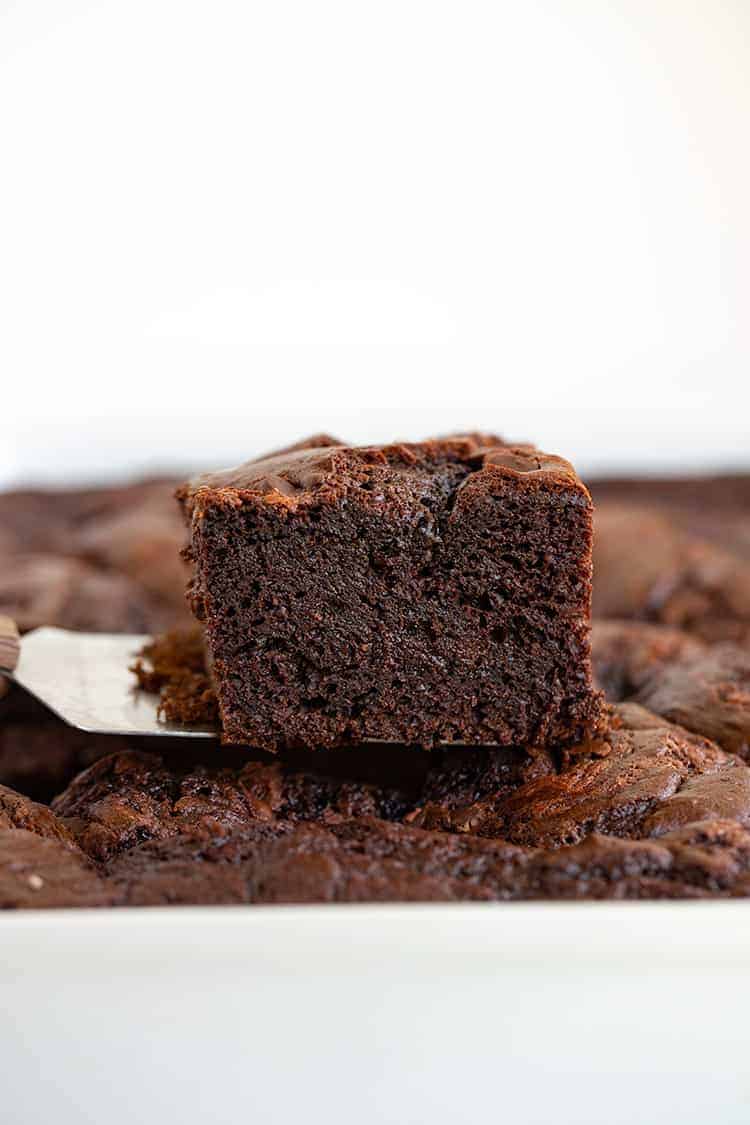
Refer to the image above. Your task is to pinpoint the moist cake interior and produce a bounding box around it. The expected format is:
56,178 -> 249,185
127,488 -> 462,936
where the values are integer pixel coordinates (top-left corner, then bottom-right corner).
1,455 -> 749,907
180,439 -> 603,750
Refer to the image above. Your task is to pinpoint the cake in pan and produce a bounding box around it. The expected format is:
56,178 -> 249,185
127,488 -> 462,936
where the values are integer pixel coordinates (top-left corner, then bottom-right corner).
1,444 -> 750,907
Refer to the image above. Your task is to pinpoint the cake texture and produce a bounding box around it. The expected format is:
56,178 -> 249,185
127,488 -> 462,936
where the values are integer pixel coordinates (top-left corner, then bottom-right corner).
178,436 -> 605,751
591,619 -> 706,701
52,743 -> 426,861
2,465 -> 750,908
592,502 -> 750,644
592,620 -> 750,760
0,478 -> 190,634
0,828 -> 113,909
33,700 -> 750,906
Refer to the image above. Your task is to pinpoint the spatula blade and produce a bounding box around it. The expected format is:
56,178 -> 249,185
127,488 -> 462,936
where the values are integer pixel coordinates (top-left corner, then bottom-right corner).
9,627 -> 217,739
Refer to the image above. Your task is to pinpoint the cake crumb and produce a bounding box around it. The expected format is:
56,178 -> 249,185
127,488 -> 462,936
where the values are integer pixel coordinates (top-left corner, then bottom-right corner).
131,628 -> 219,726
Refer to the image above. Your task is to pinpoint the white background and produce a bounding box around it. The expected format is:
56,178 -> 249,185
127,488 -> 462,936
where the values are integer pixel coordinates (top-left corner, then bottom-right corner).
2,0 -> 749,486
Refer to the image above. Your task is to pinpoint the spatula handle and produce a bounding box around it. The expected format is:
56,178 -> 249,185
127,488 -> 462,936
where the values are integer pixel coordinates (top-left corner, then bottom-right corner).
0,617 -> 20,674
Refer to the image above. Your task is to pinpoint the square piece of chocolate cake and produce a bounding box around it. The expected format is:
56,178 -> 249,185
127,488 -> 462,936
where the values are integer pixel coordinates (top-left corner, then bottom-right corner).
178,436 -> 604,751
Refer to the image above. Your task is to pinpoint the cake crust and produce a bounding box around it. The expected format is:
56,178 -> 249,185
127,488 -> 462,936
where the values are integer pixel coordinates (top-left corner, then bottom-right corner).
39,700 -> 750,906
2,465 -> 750,908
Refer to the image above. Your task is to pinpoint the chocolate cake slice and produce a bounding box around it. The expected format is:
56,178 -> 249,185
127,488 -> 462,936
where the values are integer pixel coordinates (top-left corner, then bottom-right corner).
177,435 -> 605,751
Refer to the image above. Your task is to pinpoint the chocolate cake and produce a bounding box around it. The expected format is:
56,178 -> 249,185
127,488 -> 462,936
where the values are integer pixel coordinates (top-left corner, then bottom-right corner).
178,436 -> 605,751
52,743 -> 426,861
4,700 -> 728,906
50,702 -> 743,854
0,478 -> 191,634
1,458 -> 750,909
592,501 -> 750,644
101,815 -> 750,906
591,474 -> 750,560
635,644 -> 750,760
0,830 -> 113,909
591,619 -> 706,701
130,629 -> 218,725
592,620 -> 750,760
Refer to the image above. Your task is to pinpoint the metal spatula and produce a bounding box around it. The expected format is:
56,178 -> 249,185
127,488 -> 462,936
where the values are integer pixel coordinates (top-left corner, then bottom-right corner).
0,617 -> 217,739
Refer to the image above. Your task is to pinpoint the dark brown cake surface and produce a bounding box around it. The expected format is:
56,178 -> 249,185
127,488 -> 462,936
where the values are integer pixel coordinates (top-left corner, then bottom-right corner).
2,463 -> 750,908
51,743 -> 430,861
5,700 -> 731,907
592,620 -> 750,760
591,474 -> 750,560
55,703 -> 743,857
102,815 -> 750,905
592,619 -> 707,701
0,782 -> 78,844
0,478 -> 190,634
4,698 -> 750,907
0,829 -> 113,909
591,500 -> 750,644
179,436 -> 605,751
635,643 -> 750,760
408,704 -> 746,844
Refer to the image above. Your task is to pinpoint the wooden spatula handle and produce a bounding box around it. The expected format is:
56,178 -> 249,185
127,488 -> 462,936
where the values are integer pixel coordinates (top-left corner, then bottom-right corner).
0,617 -> 20,674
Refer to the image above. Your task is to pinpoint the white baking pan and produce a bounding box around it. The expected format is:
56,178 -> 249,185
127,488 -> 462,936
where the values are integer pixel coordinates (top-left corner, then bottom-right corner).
2,901 -> 749,1125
